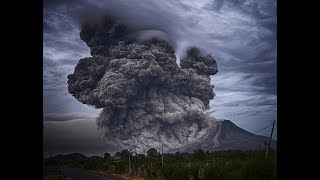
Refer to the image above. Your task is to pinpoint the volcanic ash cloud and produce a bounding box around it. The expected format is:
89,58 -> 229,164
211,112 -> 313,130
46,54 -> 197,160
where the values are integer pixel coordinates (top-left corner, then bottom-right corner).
67,16 -> 218,152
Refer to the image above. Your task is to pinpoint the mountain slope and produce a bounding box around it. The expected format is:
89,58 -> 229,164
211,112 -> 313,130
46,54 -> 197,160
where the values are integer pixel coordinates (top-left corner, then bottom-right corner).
170,119 -> 277,152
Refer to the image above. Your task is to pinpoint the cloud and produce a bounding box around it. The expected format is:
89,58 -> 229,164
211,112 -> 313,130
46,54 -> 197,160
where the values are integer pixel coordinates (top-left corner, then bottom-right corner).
43,112 -> 97,121
66,15 -> 219,151
43,112 -> 120,155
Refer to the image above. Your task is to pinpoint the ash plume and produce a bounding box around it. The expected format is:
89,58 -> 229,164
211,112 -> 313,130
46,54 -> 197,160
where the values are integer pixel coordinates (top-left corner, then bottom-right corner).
67,16 -> 218,152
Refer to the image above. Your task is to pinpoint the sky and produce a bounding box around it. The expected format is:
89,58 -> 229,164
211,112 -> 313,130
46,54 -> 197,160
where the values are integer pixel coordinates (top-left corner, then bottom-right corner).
43,0 -> 277,155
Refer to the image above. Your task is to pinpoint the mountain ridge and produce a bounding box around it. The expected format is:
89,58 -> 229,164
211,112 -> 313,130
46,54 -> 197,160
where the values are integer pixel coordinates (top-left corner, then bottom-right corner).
169,119 -> 277,153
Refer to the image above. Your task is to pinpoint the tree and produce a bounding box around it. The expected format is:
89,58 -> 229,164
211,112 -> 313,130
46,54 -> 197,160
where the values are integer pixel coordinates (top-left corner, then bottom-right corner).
147,148 -> 158,157
104,152 -> 111,160
114,150 -> 131,159
194,149 -> 205,160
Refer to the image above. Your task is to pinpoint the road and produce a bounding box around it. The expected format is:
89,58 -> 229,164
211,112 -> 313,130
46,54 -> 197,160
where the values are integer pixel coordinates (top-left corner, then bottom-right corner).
62,166 -> 113,180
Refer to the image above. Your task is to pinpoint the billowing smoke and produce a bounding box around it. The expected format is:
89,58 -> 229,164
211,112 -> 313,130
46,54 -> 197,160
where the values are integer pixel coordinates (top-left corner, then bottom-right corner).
67,16 -> 218,152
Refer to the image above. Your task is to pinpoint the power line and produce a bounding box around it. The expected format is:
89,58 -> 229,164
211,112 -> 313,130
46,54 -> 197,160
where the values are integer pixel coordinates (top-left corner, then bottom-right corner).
210,122 -> 275,151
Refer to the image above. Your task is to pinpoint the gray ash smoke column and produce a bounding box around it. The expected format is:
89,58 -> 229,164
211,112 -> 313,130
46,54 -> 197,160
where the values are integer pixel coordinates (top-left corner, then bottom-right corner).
67,16 -> 218,152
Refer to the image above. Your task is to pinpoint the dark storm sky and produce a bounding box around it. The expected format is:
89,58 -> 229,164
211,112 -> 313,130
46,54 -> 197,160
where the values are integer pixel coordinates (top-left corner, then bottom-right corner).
43,0 -> 277,154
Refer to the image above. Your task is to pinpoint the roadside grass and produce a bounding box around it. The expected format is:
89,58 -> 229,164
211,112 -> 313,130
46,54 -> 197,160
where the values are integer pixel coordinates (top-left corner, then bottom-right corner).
92,170 -> 150,180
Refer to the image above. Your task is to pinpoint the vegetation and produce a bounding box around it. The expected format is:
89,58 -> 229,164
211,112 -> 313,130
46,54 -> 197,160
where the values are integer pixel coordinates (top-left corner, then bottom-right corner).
44,149 -> 277,180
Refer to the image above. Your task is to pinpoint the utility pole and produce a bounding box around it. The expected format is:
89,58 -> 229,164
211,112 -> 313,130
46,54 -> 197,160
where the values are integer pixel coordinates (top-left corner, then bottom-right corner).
43,125 -> 45,168
133,148 -> 136,174
128,150 -> 131,174
161,144 -> 164,168
135,147 -> 137,165
161,144 -> 164,180
265,120 -> 276,159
